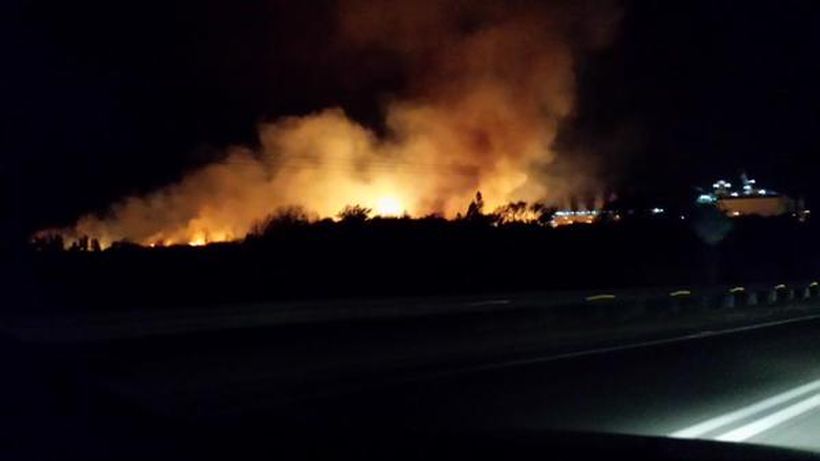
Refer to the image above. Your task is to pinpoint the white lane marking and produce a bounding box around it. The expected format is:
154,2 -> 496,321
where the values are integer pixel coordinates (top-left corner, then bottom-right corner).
715,392 -> 820,442
418,313 -> 820,381
465,300 -> 511,307
669,378 -> 820,439
475,314 -> 820,371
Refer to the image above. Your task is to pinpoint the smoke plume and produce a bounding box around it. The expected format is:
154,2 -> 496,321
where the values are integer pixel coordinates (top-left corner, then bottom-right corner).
51,0 -> 619,247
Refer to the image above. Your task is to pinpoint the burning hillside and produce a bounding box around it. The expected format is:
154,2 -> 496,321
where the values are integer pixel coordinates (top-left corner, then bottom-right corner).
37,0 -> 618,248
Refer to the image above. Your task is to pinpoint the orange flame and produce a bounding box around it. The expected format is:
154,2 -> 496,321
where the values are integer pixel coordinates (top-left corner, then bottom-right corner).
38,1 -> 618,248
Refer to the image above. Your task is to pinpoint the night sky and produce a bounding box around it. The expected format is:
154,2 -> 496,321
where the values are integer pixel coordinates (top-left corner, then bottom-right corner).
5,0 -> 820,236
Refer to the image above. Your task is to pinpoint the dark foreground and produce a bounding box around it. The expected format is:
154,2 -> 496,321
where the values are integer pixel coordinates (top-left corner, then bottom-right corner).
19,214 -> 820,312
5,299 -> 820,459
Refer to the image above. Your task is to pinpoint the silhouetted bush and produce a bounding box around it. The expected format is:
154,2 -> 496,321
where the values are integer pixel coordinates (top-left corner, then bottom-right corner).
249,206 -> 312,238
337,205 -> 372,224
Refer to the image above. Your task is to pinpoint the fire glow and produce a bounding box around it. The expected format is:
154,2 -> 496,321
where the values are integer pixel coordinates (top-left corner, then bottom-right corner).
35,0 -> 617,248
375,196 -> 404,217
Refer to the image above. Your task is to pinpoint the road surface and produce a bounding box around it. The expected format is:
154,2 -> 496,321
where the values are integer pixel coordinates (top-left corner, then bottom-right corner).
6,309 -> 820,457
275,314 -> 820,452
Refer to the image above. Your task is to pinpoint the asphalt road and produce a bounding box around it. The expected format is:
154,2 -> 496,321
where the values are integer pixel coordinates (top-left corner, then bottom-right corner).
7,309 -> 820,458
273,315 -> 820,453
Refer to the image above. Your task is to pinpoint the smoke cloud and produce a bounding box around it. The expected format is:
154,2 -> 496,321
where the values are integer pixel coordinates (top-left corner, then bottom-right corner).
52,0 -> 620,247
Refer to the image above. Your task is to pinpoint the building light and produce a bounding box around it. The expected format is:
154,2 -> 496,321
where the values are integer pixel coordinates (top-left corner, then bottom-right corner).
730,192 -> 739,197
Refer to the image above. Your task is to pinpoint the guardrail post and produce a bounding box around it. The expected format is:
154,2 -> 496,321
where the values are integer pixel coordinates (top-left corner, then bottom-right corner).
767,289 -> 778,305
722,293 -> 736,309
722,287 -> 747,309
567,280 -> 814,323
580,294 -> 625,322
668,290 -> 693,314
747,291 -> 758,307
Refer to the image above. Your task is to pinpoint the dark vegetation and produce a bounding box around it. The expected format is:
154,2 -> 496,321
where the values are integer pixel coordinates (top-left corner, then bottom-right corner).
10,193 -> 820,313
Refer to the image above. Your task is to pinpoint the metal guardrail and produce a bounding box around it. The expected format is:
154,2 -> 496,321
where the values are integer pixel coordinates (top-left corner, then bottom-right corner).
575,279 -> 820,322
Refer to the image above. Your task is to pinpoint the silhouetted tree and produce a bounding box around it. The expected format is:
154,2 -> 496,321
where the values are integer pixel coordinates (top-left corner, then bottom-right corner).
530,202 -> 558,226
463,191 -> 498,227
337,205 -> 371,223
494,201 -> 530,224
90,238 -> 102,252
465,191 -> 484,220
71,235 -> 89,252
250,206 -> 312,236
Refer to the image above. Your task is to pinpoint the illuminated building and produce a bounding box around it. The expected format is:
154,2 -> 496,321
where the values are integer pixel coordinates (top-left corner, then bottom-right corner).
550,210 -> 599,227
699,174 -> 797,218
